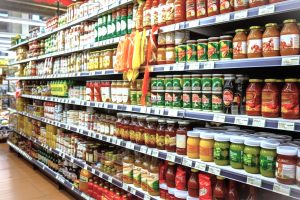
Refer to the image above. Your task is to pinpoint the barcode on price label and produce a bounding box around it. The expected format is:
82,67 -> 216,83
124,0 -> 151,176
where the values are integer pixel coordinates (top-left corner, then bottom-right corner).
152,149 -> 159,157
258,4 -> 275,15
278,121 -> 295,131
173,63 -> 185,71
140,146 -> 148,153
213,114 -> 225,123
194,162 -> 206,171
203,61 -> 215,69
247,177 -> 262,187
252,118 -> 266,127
182,158 -> 193,167
208,166 -> 221,175
166,154 -> 176,162
273,183 -> 290,196
168,109 -> 178,117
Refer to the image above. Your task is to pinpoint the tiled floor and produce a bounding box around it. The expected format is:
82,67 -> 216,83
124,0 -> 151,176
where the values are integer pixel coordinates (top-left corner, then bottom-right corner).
0,143 -> 74,200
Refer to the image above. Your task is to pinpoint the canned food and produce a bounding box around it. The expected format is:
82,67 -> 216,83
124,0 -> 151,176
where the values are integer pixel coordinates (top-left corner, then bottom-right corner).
183,75 -> 192,91
177,45 -> 186,63
202,74 -> 212,91
212,74 -> 224,91
173,75 -> 183,90
173,90 -> 183,108
165,75 -> 173,90
186,40 -> 197,62
156,75 -> 165,90
208,37 -> 220,61
165,90 -> 173,107
156,90 -> 165,107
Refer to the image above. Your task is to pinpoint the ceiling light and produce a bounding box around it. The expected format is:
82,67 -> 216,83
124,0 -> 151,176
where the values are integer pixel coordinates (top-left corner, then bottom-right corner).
0,16 -> 45,26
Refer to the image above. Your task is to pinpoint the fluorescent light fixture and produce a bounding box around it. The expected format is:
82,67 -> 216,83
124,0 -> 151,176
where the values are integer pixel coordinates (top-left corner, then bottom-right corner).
0,16 -> 45,26
0,40 -> 11,44
0,33 -> 19,38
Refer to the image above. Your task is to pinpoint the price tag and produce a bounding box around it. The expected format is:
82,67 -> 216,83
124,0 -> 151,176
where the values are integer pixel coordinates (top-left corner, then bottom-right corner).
144,195 -> 151,200
208,166 -> 221,175
112,104 -> 117,110
140,146 -> 147,153
154,107 -> 161,115
163,65 -> 171,71
70,157 -> 74,163
71,186 -> 75,191
252,118 -> 266,127
126,142 -> 131,149
117,139 -> 122,146
84,165 -> 88,170
56,175 -> 65,183
213,114 -> 226,123
168,109 -> 178,117
146,107 -> 152,114
234,10 -> 248,20
126,105 -> 132,111
147,148 -> 152,155
188,62 -> 199,70
194,162 -> 206,171
273,183 -> 291,196
173,63 -> 185,71
188,20 -> 199,28
81,193 -> 90,199
130,188 -> 136,195
278,121 -> 295,131
111,137 -> 117,144
108,176 -> 113,183
166,154 -> 176,162
87,131 -> 92,137
258,4 -> 275,15
130,143 -> 135,150
140,106 -> 146,113
216,13 -> 230,23
122,183 -> 128,191
152,149 -> 159,157
282,56 -> 300,66
182,158 -> 193,167
234,117 -> 249,126
203,61 -> 215,69
247,177 -> 262,187
91,168 -> 96,174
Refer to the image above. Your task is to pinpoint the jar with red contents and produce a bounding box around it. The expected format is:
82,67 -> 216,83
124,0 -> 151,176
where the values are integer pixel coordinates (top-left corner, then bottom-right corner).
234,0 -> 248,11
281,79 -> 300,119
157,119 -> 167,150
220,0 -> 233,14
207,0 -> 219,16
166,162 -> 176,188
196,0 -> 207,18
165,120 -> 178,152
121,113 -> 131,141
176,121 -> 191,155
175,0 -> 186,23
249,0 -> 267,8
246,79 -> 263,116
94,81 -> 101,102
262,79 -> 280,118
269,0 -> 285,3
186,0 -> 196,21
188,169 -> 199,198
129,114 -> 138,142
115,113 -> 123,139
136,115 -> 147,145
145,117 -> 158,148
86,81 -> 94,101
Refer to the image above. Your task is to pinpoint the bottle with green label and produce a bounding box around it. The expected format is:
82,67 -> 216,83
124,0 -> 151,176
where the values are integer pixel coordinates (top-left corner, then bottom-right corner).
111,12 -> 117,38
230,136 -> 244,169
107,13 -> 112,39
243,138 -> 262,174
98,16 -> 103,41
260,140 -> 279,178
102,15 -> 108,40
116,10 -> 121,37
214,135 -> 230,166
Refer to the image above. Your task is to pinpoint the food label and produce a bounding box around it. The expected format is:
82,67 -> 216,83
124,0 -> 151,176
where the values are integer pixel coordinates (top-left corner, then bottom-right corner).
262,37 -> 280,51
243,153 -> 259,167
281,92 -> 299,115
173,77 -> 183,90
130,91 -> 137,105
165,3 -> 175,22
147,172 -> 159,193
166,134 -> 176,147
202,92 -> 212,111
156,92 -> 165,107
165,78 -> 173,90
196,0 -> 207,18
280,34 -> 300,49
220,0 -> 231,11
234,0 -> 249,7
214,146 -> 229,160
183,78 -> 192,91
223,89 -> 234,107
246,91 -> 262,113
208,41 -> 219,61
177,45 -> 186,63
192,77 -> 202,91
192,93 -> 202,110
151,79 -> 157,90
212,93 -> 223,112
260,155 -> 276,173
202,77 -> 212,91
176,134 -> 187,148
172,92 -> 183,108
158,5 -> 166,24
212,77 -> 223,91
151,7 -> 158,26
247,39 -> 262,54
200,146 -> 213,157
197,43 -> 208,61
141,168 -> 148,188
187,44 -> 197,62
133,165 -> 141,183
183,92 -> 192,109
186,1 -> 196,19
156,133 -> 165,148
123,162 -> 133,182
220,40 -> 233,59
143,8 -> 151,27
207,0 -> 218,15
165,91 -> 173,107
262,91 -> 279,115
135,130 -> 144,144
276,162 -> 296,180
233,41 -> 247,55
230,149 -> 243,163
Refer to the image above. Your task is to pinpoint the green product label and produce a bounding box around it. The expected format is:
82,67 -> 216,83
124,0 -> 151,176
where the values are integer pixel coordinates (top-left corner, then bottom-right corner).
212,93 -> 223,112
156,79 -> 165,90
220,40 -> 233,60
120,16 -> 127,36
146,92 -> 151,106
230,149 -> 243,163
172,92 -> 182,108
214,147 -> 229,160
192,93 -> 202,110
156,92 -> 165,107
136,91 -> 142,105
183,92 -> 192,109
202,77 -> 212,91
165,78 -> 173,90
260,155 -> 276,172
183,78 -> 191,91
243,153 -> 259,167
116,18 -> 121,36
173,78 -> 182,90
177,45 -> 186,63
197,43 -> 208,61
151,92 -> 157,106
186,44 -> 197,62
208,41 -> 219,61
151,79 -> 157,90
192,77 -> 201,91
111,20 -> 116,38
127,15 -> 133,34
202,93 -> 212,111
133,166 -> 141,182
212,77 -> 224,91
165,92 -> 173,107
130,91 -> 137,105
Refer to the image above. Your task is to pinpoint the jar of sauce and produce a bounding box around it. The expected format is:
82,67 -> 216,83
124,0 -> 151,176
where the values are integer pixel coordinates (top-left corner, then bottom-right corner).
129,115 -> 138,142
186,0 -> 196,21
148,157 -> 160,196
115,113 -> 123,138
219,35 -> 233,60
220,0 -> 233,14
214,134 -> 230,166
166,162 -> 176,188
136,115 -> 147,145
123,150 -> 134,184
269,0 -> 285,2
145,117 -> 158,148
143,0 -> 152,30
158,45 -> 167,65
233,29 -> 247,59
176,120 -> 191,155
199,131 -> 215,162
133,152 -> 142,188
276,146 -> 298,185
166,0 -> 175,25
280,19 -> 300,56
262,23 -> 280,57
157,119 -> 167,150
247,26 -> 263,58
165,120 -> 177,152
188,169 -> 199,198
207,0 -> 219,16
249,0 -> 267,8
196,0 -> 207,18
166,45 -> 176,64
281,79 -> 300,119
122,113 -> 131,141
262,79 -> 280,118
175,0 -> 186,22
246,79 -> 263,116
187,130 -> 200,159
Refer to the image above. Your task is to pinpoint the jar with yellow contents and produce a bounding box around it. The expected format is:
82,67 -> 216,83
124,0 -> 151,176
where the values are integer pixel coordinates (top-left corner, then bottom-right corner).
199,130 -> 215,162
187,130 -> 200,159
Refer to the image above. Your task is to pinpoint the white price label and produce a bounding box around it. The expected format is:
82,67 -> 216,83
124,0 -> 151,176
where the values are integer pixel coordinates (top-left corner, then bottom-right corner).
144,195 -> 151,200
111,137 -> 117,144
168,109 -> 178,117
273,183 -> 291,196
117,139 -> 122,146
247,177 -> 262,187
203,61 -> 215,69
173,63 -> 185,71
140,146 -> 148,154
208,166 -> 221,175
126,142 -> 131,149
234,10 -> 248,20
108,176 -> 113,183
252,118 -> 266,127
182,158 -> 193,167
188,62 -> 199,70
70,158 -> 74,163
152,149 -> 159,157
154,108 -> 161,115
258,4 -> 275,15
122,183 -> 128,191
194,162 -> 206,171
282,56 -> 300,66
166,154 -> 176,162
234,117 -> 249,126
278,121 -> 295,131
71,186 -> 75,191
140,106 -> 147,113
126,105 -> 132,111
213,114 -> 226,123
147,148 -> 152,155
188,20 -> 199,27
56,175 -> 65,183
84,165 -> 88,170
81,193 -> 90,199
216,13 -> 230,23
130,143 -> 135,150
146,107 -> 152,114
130,187 -> 136,195
163,65 -> 171,71
91,168 -> 96,174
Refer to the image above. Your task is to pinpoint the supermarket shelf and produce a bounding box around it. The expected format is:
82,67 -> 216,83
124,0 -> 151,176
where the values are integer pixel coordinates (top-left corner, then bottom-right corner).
6,92 -> 15,96
10,128 -> 158,200
7,140 -> 92,200
20,94 -> 300,132
7,108 -> 17,112
8,0 -> 133,50
14,111 -> 300,199
160,0 -> 300,33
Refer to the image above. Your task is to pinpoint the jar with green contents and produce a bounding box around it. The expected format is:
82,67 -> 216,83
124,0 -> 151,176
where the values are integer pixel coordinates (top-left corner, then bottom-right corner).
183,91 -> 192,109
186,40 -> 197,62
173,90 -> 183,108
244,138 -> 263,174
165,90 -> 173,107
208,37 -> 220,61
212,74 -> 224,91
156,90 -> 165,107
202,74 -> 212,91
192,75 -> 201,91
173,75 -> 182,90
192,91 -> 202,110
165,75 -> 173,90
151,78 -> 157,91
197,39 -> 208,61
230,136 -> 245,169
214,134 -> 230,166
183,75 -> 191,91
260,140 -> 280,178
177,44 -> 186,63
219,35 -> 233,60
202,91 -> 212,111
156,75 -> 165,90
212,91 -> 223,112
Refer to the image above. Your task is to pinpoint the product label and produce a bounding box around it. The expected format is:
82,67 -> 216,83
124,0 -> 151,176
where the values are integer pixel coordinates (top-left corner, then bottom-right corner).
202,77 -> 212,91
157,79 -> 165,90
246,91 -> 262,112
243,153 -> 259,167
223,89 -> 234,106
247,39 -> 262,54
220,40 -> 233,59
133,165 -> 141,183
176,134 -> 187,148
165,92 -> 173,107
173,78 -> 183,90
212,93 -> 223,112
196,0 -> 207,17
177,45 -> 186,63
281,93 -> 299,115
262,91 -> 280,115
192,93 -> 202,110
263,37 -> 280,51
183,93 -> 192,109
147,172 -> 159,193
260,155 -> 276,173
220,0 -> 231,11
197,43 -> 208,61
158,5 -> 166,24
212,77 -> 223,91
192,77 -> 201,91
141,168 -> 148,188
186,2 -> 196,19
123,162 -> 133,182
276,162 -> 296,180
173,92 -> 183,108
156,92 -> 165,107
129,130 -> 135,142
208,42 -> 219,60
200,147 -> 213,157
156,133 -> 165,148
187,44 -> 197,62
165,78 -> 173,90
207,0 -> 218,14
165,3 -> 175,22
230,149 -> 243,163
280,34 -> 300,49
143,9 -> 151,27
135,131 -> 144,144
183,78 -> 192,91
151,7 -> 158,26
234,0 -> 249,7
202,93 -> 212,111
233,41 -> 247,55
214,146 -> 229,161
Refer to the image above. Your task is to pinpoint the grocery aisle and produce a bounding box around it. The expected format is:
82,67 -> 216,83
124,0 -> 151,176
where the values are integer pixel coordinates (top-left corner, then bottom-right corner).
0,143 -> 74,200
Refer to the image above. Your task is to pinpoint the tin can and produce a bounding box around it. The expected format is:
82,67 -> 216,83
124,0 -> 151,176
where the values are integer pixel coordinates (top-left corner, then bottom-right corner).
173,75 -> 182,90
156,75 -> 165,90
202,74 -> 212,91
183,75 -> 191,91
183,91 -> 192,109
130,90 -> 137,105
219,35 -> 233,60
202,91 -> 212,111
208,37 -> 220,61
156,90 -> 165,107
165,90 -> 173,107
165,75 -> 173,90
192,74 -> 201,91
212,91 -> 223,112
197,39 -> 208,61
136,91 -> 142,105
151,78 -> 157,90
151,91 -> 157,106
173,90 -> 183,108
186,40 -> 197,62
192,91 -> 202,110
212,74 -> 224,91
177,45 -> 186,63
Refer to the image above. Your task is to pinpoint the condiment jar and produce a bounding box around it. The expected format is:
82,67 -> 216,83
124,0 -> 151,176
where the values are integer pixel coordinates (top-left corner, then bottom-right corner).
157,118 -> 167,150
219,35 -> 233,60
247,26 -> 263,58
197,39 -> 208,61
280,19 -> 300,56
276,146 -> 298,185
243,138 -> 262,174
136,115 -> 147,145
166,45 -> 176,64
260,140 -> 280,178
234,0 -> 248,11
145,117 -> 158,148
199,130 -> 215,162
261,79 -> 280,118
230,136 -> 245,169
262,23 -> 280,57
233,29 -> 247,59
187,130 -> 200,159
208,37 -> 220,61
281,79 -> 300,119
249,0 -> 267,8
186,40 -> 197,62
207,0 -> 219,16
176,120 -> 191,155
246,79 -> 263,116
165,119 -> 178,152
214,134 -> 230,166
157,45 -> 166,64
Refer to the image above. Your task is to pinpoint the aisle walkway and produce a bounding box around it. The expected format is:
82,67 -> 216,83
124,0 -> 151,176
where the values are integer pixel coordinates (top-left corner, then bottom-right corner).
0,143 -> 74,200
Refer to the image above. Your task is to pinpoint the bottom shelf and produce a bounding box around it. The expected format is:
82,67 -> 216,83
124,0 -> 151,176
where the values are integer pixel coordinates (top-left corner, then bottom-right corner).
7,141 -> 92,200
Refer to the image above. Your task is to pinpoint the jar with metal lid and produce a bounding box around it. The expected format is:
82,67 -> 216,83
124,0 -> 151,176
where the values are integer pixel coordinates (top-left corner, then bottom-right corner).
173,91 -> 183,108
157,45 -> 166,64
157,118 -> 167,150
165,75 -> 173,90
122,81 -> 130,104
197,39 -> 208,61
219,35 -> 233,60
208,37 -> 220,61
165,120 -> 178,152
145,117 -> 158,148
166,45 -> 176,64
230,136 -> 244,169
129,115 -> 138,142
176,120 -> 192,155
214,134 -> 230,166
135,115 -> 147,145
244,138 -> 262,174
166,31 -> 175,45
157,75 -> 165,90
260,140 -> 280,178
173,75 -> 182,91
115,113 -> 123,138
187,130 -> 200,159
247,26 -> 263,58
280,19 -> 300,56
186,40 -> 197,62
176,44 -> 186,63
262,23 -> 280,57
121,113 -> 131,141
233,29 -> 247,59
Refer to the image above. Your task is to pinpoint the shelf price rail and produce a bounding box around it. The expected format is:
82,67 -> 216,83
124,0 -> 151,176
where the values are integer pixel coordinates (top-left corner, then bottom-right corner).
13,110 -> 300,199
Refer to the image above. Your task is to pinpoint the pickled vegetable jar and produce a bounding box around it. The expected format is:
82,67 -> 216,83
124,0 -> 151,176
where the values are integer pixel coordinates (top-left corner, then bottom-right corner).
214,134 -> 230,166
260,140 -> 280,178
230,136 -> 244,169
243,138 -> 262,174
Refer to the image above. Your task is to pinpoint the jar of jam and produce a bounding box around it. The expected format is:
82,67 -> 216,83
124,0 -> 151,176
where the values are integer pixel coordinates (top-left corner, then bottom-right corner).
246,79 -> 263,116
247,26 -> 263,58
207,0 -> 219,16
280,19 -> 300,56
145,117 -> 158,148
262,23 -> 280,57
165,120 -> 177,152
166,45 -> 176,64
262,79 -> 280,118
136,115 -> 147,145
220,0 -> 233,14
249,0 -> 267,8
115,113 -> 123,138
233,29 -> 247,59
176,120 -> 191,155
276,146 -> 298,185
157,119 -> 167,150
121,113 -> 131,141
129,115 -> 138,142
281,79 -> 300,119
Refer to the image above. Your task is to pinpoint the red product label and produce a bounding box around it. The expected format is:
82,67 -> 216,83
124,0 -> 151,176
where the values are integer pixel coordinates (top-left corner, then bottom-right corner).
192,94 -> 201,102
281,92 -> 299,115
262,91 -> 280,114
246,91 -> 262,112
207,0 -> 218,14
175,166 -> 187,190
199,174 -> 212,199
196,0 -> 206,17
186,0 -> 196,19
183,93 -> 191,103
223,89 -> 234,106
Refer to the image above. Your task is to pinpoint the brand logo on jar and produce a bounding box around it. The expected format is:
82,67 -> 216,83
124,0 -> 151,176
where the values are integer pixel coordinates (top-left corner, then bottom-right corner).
208,45 -> 217,57
202,95 -> 210,103
220,0 -> 230,9
223,90 -> 233,105
187,47 -> 193,57
192,94 -> 201,102
197,47 -> 205,57
165,93 -> 173,101
178,49 -> 186,60
212,95 -> 222,104
183,94 -> 190,102
233,42 -> 243,54
220,42 -> 231,57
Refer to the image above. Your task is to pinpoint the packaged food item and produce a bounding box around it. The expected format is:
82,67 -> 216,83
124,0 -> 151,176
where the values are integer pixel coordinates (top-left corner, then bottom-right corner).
199,173 -> 212,199
223,74 -> 235,114
186,40 -> 197,62
230,136 -> 244,169
219,35 -> 233,60
220,0 -> 233,14
212,91 -> 223,112
214,134 -> 230,165
175,0 -> 186,22
183,91 -> 192,109
244,138 -> 262,174
192,91 -> 202,110
166,45 -> 176,64
260,140 -> 280,178
157,119 -> 167,150
281,79 -> 300,119
249,0 -> 267,8
247,26 -> 263,58
234,0 -> 248,11
197,39 -> 208,61
188,169 -> 199,198
176,121 -> 191,155
186,0 -> 196,20
157,46 -> 167,64
165,120 -> 177,152
166,0 -> 175,25
262,79 -> 280,118
207,0 -> 219,16
280,19 -> 300,56
246,79 -> 263,116
199,131 -> 214,162
147,157 -> 160,196
196,0 -> 207,18
176,44 -> 186,63
262,23 -> 280,57
208,37 -> 220,61
158,0 -> 167,27
233,29 -> 247,59
123,150 -> 134,184
187,131 -> 200,159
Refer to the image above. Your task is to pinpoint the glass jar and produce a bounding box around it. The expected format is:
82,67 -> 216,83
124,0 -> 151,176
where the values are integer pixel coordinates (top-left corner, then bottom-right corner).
262,79 -> 280,118
208,37 -> 219,61
165,120 -> 177,152
187,130 -> 200,159
220,0 -> 233,14
280,19 -> 300,56
234,0 -> 248,11
214,134 -> 230,166
157,119 -> 167,150
230,136 -> 244,169
186,0 -> 196,20
166,45 -> 176,64
233,29 -> 247,59
158,45 -> 167,64
175,0 -> 186,22
176,120 -> 191,155
121,113 -> 131,141
197,39 -> 208,61
246,79 -> 263,116
186,40 -> 197,62
115,113 -> 123,138
247,26 -> 263,58
136,115 -> 147,145
219,35 -> 233,60
166,162 -> 176,188
260,140 -> 280,178
207,0 -> 219,16
249,0 -> 267,8
199,131 -> 215,162
262,23 -> 280,57
244,138 -> 262,174
145,117 -> 158,148
129,115 -> 138,142
281,79 -> 300,119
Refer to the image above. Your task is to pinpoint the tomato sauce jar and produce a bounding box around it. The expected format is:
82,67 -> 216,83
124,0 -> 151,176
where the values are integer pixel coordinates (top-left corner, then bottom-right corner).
234,0 -> 248,11
233,29 -> 247,59
165,120 -> 178,152
196,0 -> 207,18
262,23 -> 280,57
281,79 -> 300,119
207,0 -> 219,16
261,79 -> 280,118
175,0 -> 186,23
220,0 -> 233,14
246,79 -> 263,116
280,19 -> 300,56
247,26 -> 263,58
249,0 -> 267,8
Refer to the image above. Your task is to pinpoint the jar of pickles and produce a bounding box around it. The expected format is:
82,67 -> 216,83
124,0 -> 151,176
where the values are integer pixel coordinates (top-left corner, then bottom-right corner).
214,134 -> 230,166
244,138 -> 262,174
230,136 -> 244,169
